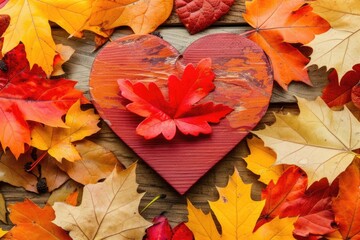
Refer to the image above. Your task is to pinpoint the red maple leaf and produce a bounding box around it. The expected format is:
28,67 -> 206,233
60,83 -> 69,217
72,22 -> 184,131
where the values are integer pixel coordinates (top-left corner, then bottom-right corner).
256,166 -> 338,238
144,215 -> 194,240
0,44 -> 86,158
117,58 -> 233,140
322,65 -> 360,107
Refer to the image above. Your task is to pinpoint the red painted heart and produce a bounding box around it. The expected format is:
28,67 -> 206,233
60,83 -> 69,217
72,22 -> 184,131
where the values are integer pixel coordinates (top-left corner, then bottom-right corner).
175,0 -> 234,34
89,33 -> 273,194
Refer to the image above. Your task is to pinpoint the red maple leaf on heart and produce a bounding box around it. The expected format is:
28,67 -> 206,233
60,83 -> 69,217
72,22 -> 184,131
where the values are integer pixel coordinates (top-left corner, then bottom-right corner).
117,58 -> 233,140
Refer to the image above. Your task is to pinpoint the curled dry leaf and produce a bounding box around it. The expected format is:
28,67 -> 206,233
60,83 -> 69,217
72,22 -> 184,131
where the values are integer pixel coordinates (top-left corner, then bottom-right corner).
57,139 -> 124,185
0,44 -> 85,158
0,151 -> 69,193
243,0 -> 330,89
31,100 -> 100,162
53,164 -> 151,240
186,168 -> 297,239
254,97 -> 360,185
309,0 -> 360,80
244,137 -> 286,184
47,180 -> 83,206
4,199 -> 71,240
51,44 -> 75,77
175,0 -> 234,34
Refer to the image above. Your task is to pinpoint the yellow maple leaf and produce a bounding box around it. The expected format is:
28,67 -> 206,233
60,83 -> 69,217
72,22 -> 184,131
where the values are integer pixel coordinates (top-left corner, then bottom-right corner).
308,0 -> 360,80
31,100 -> 100,162
253,97 -> 360,185
186,168 -> 297,239
53,163 -> 151,240
244,137 -> 286,184
0,0 -> 95,75
85,0 -> 173,34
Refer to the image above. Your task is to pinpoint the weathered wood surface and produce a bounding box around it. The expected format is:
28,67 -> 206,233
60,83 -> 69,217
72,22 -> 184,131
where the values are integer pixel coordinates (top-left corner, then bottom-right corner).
0,0 -> 328,230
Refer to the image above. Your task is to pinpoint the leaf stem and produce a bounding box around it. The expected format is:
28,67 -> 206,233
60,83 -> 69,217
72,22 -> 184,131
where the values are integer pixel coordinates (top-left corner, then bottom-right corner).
26,151 -> 47,172
239,29 -> 257,37
140,194 -> 166,214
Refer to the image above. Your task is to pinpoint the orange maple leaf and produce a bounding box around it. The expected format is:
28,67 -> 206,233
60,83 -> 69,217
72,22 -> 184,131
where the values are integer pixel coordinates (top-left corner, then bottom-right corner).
243,0 -> 330,89
5,199 -> 71,240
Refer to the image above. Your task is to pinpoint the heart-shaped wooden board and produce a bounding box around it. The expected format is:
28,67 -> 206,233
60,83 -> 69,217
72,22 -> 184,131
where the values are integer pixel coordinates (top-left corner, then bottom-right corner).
89,34 -> 273,194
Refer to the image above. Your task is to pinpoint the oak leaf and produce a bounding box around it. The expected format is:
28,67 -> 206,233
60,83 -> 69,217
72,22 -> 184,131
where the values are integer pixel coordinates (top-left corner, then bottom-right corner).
5,199 -> 71,240
0,0 -> 96,75
332,159 -> 360,239
186,168 -> 297,239
31,100 -> 100,162
308,0 -> 360,80
0,150 -> 69,193
175,0 -> 234,34
53,164 -> 151,239
118,58 -> 233,140
0,44 -> 85,158
57,140 -> 124,185
244,137 -> 286,184
243,0 -> 330,89
253,97 -> 360,184
86,0 -> 173,34
322,65 -> 360,108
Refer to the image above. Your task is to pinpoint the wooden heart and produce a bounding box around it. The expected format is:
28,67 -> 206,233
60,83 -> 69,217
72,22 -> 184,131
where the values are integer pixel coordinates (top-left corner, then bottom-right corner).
89,34 -> 273,194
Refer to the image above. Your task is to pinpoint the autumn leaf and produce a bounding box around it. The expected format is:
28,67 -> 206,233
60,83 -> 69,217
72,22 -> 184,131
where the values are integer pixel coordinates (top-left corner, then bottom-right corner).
308,0 -> 360,80
0,44 -> 85,158
0,14 -> 10,59
332,159 -> 360,239
352,83 -> 360,110
0,0 -> 97,75
256,166 -> 338,238
57,140 -> 124,185
144,215 -> 194,240
31,100 -> 100,162
85,0 -> 173,34
244,137 -> 286,184
5,199 -> 71,240
51,44 -> 75,77
256,166 -> 307,230
0,228 -> 7,238
53,164 -> 151,239
47,180 -> 83,206
186,168 -> 297,239
253,97 -> 360,185
118,58 -> 233,140
0,150 -> 69,193
175,0 -> 234,34
322,65 -> 360,108
243,0 -> 330,89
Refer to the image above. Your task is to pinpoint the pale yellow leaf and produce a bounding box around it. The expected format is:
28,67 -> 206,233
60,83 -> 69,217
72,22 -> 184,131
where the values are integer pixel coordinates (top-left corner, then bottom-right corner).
244,137 -> 286,184
31,100 -> 100,162
308,0 -> 360,79
253,97 -> 360,185
0,0 -> 94,75
53,163 -> 151,240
